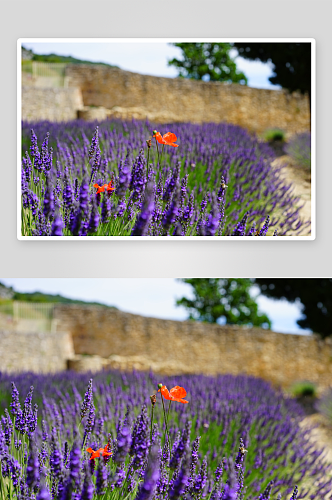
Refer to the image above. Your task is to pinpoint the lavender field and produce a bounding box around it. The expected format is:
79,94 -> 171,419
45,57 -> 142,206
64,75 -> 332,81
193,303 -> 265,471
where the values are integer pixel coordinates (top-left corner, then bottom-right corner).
21,120 -> 310,237
0,370 -> 330,499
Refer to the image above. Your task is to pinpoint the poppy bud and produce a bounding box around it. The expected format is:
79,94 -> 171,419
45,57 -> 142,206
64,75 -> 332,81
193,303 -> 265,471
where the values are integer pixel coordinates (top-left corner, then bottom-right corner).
153,130 -> 158,136
158,383 -> 163,389
146,139 -> 152,148
150,394 -> 156,407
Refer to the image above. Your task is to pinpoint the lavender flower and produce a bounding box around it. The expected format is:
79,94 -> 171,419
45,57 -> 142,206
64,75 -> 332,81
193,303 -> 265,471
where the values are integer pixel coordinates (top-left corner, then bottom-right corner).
113,420 -> 132,464
131,181 -> 155,236
290,486 -> 298,500
69,443 -> 81,490
26,440 -> 40,489
193,458 -> 207,497
259,215 -> 270,236
30,129 -> 39,160
221,459 -> 237,500
258,480 -> 274,500
130,405 -> 150,469
81,379 -> 93,420
116,150 -> 132,197
169,421 -> 191,470
43,174 -> 55,219
162,188 -> 181,234
82,403 -> 95,448
3,409 -> 13,446
51,203 -> 64,236
22,121 -> 309,237
87,195 -> 100,234
10,382 -> 21,417
88,127 -> 99,160
37,485 -> 52,500
80,463 -> 94,500
204,193 -> 220,236
95,455 -> 107,495
114,463 -> 126,487
169,452 -> 190,500
130,149 -> 146,202
136,444 -> 160,500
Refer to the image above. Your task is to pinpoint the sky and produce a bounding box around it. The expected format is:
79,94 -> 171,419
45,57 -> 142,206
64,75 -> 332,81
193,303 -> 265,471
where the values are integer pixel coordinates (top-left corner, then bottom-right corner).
0,278 -> 308,335
21,41 -> 280,90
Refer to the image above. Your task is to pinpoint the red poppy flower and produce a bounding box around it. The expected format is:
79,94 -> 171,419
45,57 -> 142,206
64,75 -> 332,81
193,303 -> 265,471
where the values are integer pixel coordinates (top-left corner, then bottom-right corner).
93,183 -> 106,194
86,445 -> 112,460
93,181 -> 115,194
106,181 -> 115,192
158,385 -> 188,404
153,132 -> 179,148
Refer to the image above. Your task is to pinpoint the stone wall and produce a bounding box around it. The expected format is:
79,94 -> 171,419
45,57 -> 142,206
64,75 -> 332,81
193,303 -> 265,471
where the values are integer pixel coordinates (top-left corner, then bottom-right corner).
66,65 -> 310,136
22,87 -> 83,122
53,305 -> 332,390
0,329 -> 74,373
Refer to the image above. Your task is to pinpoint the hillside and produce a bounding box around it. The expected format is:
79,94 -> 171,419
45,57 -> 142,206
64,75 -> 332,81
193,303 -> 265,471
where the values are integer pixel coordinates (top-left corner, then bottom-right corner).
21,45 -> 119,68
0,282 -> 116,308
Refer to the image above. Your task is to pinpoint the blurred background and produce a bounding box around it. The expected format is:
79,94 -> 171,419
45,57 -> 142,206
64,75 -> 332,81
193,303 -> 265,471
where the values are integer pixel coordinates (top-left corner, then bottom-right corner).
22,41 -> 280,90
0,277 -> 315,334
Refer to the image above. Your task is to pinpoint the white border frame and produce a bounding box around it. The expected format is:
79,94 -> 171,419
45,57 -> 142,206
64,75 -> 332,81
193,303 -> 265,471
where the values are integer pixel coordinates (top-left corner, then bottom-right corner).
17,38 -> 316,241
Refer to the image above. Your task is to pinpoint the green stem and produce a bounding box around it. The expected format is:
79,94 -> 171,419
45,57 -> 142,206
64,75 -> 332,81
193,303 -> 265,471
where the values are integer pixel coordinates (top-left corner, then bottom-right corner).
160,144 -> 165,166
147,147 -> 150,172
0,469 -> 6,500
166,400 -> 172,426
155,137 -> 160,166
150,405 -> 154,442
160,393 -> 171,448
11,417 -> 16,457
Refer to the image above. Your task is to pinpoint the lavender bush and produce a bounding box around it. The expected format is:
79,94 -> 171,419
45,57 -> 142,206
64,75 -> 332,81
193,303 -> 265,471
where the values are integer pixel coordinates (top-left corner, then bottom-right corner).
0,370 -> 330,499
21,120 -> 310,236
284,133 -> 311,170
316,387 -> 332,424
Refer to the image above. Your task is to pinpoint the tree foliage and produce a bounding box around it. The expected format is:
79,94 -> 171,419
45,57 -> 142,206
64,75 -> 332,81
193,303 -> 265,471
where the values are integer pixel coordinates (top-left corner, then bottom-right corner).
168,43 -> 248,84
233,42 -> 311,102
256,279 -> 332,339
176,278 -> 271,328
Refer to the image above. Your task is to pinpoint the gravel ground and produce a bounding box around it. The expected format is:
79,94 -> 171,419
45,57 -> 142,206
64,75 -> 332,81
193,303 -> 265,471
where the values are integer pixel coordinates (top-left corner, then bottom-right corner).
299,413 -> 332,498
271,155 -> 311,236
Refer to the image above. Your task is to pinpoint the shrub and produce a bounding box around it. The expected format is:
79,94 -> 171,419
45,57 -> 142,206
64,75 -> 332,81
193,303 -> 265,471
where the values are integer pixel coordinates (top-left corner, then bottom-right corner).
285,132 -> 311,170
290,381 -> 317,398
263,128 -> 286,142
316,387 -> 332,423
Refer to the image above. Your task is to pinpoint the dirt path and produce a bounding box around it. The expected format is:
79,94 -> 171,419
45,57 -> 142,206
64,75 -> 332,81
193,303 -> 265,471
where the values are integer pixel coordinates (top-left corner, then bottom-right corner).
271,155 -> 311,236
300,413 -> 332,463
299,414 -> 332,498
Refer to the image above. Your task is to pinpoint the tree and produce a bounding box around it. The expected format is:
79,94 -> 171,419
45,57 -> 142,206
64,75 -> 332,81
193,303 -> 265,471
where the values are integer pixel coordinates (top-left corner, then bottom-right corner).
233,42 -> 311,108
176,278 -> 271,328
168,43 -> 248,84
256,279 -> 332,339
